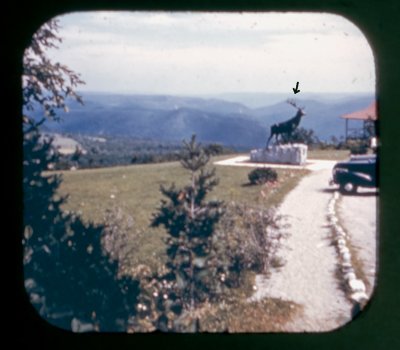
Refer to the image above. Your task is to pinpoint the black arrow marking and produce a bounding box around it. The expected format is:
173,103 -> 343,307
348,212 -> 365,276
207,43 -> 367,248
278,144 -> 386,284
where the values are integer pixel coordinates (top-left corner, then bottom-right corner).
292,82 -> 300,94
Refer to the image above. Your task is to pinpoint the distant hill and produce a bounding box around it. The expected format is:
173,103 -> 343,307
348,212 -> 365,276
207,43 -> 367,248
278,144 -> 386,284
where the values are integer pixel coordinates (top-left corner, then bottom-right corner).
210,92 -> 374,108
252,96 -> 374,141
37,92 -> 375,149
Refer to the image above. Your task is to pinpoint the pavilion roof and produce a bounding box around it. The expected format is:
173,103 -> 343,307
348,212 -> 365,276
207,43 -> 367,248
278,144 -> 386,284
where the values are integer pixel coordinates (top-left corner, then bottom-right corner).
341,101 -> 377,120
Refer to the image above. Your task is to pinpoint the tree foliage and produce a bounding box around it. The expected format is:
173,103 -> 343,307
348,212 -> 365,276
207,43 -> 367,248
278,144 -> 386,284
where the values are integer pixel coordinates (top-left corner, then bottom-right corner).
248,168 -> 278,185
23,19 -> 84,126
151,135 -> 225,329
281,127 -> 319,146
346,139 -> 369,155
22,19 -> 139,331
215,203 -> 285,281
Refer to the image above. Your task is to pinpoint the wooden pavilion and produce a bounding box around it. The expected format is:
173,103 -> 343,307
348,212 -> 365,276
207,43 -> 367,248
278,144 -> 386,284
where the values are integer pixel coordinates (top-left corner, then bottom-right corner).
341,101 -> 378,141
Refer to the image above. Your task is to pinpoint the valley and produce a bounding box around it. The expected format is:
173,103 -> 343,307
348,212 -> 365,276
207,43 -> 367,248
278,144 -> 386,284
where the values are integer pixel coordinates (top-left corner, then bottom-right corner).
37,91 -> 374,150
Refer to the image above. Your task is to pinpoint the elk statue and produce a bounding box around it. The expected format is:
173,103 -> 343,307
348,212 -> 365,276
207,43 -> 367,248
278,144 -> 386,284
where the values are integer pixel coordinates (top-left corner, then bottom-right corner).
266,99 -> 306,148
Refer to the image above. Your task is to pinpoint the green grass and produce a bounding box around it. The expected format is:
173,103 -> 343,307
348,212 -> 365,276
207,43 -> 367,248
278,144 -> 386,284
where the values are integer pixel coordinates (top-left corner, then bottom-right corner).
56,156 -> 308,229
308,149 -> 349,160
54,157 -> 309,281
198,297 -> 302,332
51,157 -> 309,330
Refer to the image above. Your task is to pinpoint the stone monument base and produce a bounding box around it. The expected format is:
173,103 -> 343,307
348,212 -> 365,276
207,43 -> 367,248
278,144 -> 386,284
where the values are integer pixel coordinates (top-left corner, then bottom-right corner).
250,144 -> 308,165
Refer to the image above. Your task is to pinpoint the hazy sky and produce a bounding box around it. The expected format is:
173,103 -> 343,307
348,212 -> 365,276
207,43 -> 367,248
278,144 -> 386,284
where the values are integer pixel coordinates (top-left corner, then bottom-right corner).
45,11 -> 375,95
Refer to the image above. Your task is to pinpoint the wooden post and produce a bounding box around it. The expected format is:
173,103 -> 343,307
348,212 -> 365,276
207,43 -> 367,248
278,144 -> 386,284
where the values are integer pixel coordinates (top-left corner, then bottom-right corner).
345,118 -> 348,142
363,120 -> 367,139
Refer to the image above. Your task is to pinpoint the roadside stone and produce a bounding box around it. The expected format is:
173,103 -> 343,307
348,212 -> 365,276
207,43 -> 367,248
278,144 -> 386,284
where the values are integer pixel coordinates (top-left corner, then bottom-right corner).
344,272 -> 356,281
350,292 -> 369,303
342,251 -> 351,263
348,279 -> 366,293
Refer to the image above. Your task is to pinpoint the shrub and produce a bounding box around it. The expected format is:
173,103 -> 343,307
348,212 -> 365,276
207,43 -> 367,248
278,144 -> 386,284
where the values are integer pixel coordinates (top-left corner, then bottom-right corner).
23,131 -> 140,332
347,139 -> 369,155
281,127 -> 319,146
137,201 -> 285,332
214,203 -> 285,287
204,143 -> 224,156
151,135 -> 225,331
248,168 -> 278,185
22,20 -> 140,332
102,207 -> 140,275
127,263 -> 192,332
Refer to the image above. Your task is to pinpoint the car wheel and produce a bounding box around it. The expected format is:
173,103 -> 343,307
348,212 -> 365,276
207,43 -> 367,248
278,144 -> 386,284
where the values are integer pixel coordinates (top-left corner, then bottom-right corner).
339,182 -> 358,194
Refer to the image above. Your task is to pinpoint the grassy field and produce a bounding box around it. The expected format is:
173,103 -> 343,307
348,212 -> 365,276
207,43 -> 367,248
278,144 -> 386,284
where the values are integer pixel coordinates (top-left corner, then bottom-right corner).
56,156 -> 308,267
51,154 -> 324,331
56,156 -> 309,228
55,150 -> 361,273
56,150 -> 347,229
54,150 -> 343,270
308,148 -> 349,160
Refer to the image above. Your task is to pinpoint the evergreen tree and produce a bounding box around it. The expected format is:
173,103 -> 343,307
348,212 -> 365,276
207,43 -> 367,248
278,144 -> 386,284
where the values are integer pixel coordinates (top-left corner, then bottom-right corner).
22,19 -> 139,331
282,127 -> 319,145
152,135 -> 225,315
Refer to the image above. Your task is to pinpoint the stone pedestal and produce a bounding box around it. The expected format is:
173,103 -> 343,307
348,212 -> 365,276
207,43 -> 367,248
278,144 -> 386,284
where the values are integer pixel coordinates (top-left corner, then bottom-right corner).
250,144 -> 308,165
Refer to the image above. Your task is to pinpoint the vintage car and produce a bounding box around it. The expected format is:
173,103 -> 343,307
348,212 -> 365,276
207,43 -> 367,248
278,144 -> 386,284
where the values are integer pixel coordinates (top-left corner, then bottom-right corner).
330,154 -> 378,194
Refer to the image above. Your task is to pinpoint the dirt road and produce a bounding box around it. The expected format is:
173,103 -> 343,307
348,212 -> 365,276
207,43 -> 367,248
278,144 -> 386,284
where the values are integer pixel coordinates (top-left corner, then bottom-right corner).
215,156 -> 378,332
251,167 -> 355,331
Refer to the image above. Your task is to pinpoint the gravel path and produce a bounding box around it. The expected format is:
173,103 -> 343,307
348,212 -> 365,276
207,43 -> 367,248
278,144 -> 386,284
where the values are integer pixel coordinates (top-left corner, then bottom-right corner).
215,156 -> 378,331
250,168 -> 354,332
214,155 -> 337,171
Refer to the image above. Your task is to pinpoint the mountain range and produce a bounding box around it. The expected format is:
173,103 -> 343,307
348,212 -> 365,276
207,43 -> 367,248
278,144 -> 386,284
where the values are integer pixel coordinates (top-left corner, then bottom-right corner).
38,92 -> 375,149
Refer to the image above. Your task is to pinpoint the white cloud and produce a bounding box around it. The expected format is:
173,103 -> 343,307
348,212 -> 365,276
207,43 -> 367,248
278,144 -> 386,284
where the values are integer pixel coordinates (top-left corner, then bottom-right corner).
45,11 -> 375,95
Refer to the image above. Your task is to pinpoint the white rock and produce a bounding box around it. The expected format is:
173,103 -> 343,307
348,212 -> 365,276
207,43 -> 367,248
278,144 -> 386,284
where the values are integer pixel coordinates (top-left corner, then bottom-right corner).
342,252 -> 352,263
335,226 -> 346,235
342,267 -> 355,276
350,291 -> 369,303
337,238 -> 346,247
344,272 -> 356,281
339,246 -> 350,255
334,191 -> 340,200
348,279 -> 366,293
341,261 -> 352,268
335,228 -> 346,237
250,144 -> 308,165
